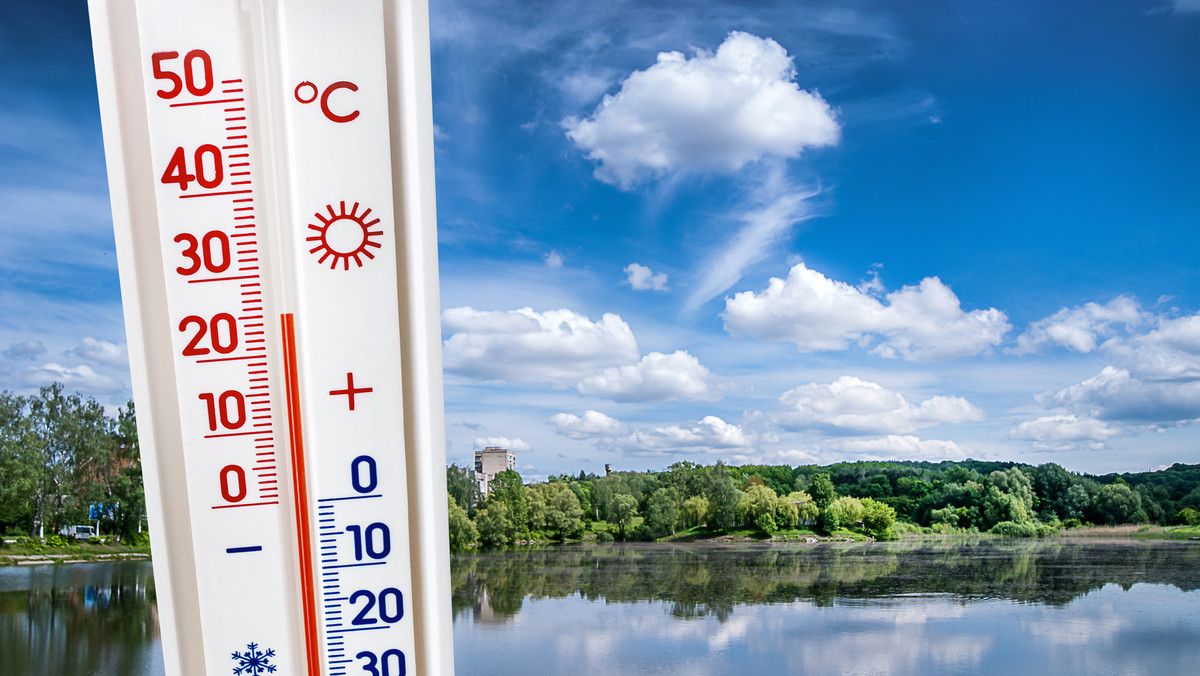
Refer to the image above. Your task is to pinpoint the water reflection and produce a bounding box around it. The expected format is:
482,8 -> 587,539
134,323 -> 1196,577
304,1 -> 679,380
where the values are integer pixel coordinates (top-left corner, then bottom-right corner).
452,542 -> 1200,675
451,540 -> 1200,622
0,562 -> 162,676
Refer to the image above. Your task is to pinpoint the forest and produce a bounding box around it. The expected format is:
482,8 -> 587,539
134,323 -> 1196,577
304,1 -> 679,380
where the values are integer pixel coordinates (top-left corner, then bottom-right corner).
446,456 -> 1200,548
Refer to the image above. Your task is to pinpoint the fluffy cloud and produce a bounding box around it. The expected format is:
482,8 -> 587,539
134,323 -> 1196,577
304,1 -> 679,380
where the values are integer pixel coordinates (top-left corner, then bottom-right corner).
563,31 -> 840,188
19,363 -> 124,393
442,307 -> 640,384
550,410 -> 627,439
576,350 -> 719,402
473,436 -> 531,453
724,263 -> 1009,361
1034,311 -> 1200,427
3,339 -> 46,361
66,337 -> 128,367
544,250 -> 564,268
1010,296 -> 1144,354
1040,366 -> 1200,426
1009,415 -> 1122,451
624,263 -> 668,291
776,376 -> 984,435
824,435 -> 970,461
603,415 -> 753,457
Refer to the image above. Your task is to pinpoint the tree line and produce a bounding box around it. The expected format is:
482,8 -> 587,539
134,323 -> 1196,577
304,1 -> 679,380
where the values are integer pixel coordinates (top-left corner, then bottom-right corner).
0,385 -> 145,541
445,457 -> 1200,549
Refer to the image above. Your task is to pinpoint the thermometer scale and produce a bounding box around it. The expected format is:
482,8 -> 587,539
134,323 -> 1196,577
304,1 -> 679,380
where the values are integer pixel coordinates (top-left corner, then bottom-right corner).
88,1 -> 453,674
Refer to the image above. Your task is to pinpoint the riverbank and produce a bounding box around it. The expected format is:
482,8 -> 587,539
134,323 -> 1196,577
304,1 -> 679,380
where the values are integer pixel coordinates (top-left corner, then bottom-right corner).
0,539 -> 151,566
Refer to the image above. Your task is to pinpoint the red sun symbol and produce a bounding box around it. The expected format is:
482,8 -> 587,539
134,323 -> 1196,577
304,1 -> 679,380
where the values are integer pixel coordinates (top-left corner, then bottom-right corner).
306,201 -> 383,270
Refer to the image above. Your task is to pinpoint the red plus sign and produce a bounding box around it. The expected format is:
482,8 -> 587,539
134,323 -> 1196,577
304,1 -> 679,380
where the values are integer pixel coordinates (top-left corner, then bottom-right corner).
329,372 -> 373,411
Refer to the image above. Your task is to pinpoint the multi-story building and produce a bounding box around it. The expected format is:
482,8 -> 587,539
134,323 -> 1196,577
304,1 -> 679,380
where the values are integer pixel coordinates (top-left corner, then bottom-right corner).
474,446 -> 517,496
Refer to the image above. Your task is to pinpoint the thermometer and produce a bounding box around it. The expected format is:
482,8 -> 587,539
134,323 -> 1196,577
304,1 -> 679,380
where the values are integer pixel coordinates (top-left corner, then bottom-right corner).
88,1 -> 453,674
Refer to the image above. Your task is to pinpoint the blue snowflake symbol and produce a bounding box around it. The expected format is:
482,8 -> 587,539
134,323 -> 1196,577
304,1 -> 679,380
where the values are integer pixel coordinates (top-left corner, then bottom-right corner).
231,642 -> 277,675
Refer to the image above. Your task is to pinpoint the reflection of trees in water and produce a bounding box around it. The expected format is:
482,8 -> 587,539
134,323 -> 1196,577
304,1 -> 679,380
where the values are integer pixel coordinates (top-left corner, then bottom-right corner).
450,541 -> 1200,624
0,562 -> 158,676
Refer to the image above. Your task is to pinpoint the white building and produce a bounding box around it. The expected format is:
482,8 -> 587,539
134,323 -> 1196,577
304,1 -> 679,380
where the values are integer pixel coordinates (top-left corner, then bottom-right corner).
474,446 -> 516,496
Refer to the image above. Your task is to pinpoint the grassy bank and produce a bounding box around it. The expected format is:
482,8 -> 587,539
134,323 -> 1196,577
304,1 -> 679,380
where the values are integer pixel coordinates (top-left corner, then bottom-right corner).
0,536 -> 151,566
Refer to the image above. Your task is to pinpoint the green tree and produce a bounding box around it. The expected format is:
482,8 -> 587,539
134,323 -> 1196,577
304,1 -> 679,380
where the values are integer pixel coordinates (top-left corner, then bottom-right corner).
0,392 -> 37,533
487,469 -> 529,535
474,501 -> 513,546
861,497 -> 896,537
106,403 -> 145,540
784,491 -> 819,526
1093,482 -> 1145,524
548,487 -> 584,539
643,487 -> 682,538
447,496 -> 478,550
700,463 -> 741,529
809,474 -> 836,509
610,493 -> 639,540
1057,484 -> 1091,522
682,495 -> 709,528
446,463 -> 481,514
736,485 -> 780,530
27,384 -> 115,536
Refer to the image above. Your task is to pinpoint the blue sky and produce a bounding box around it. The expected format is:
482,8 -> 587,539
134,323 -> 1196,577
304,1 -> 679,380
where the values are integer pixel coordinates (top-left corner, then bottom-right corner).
2,0 -> 1198,480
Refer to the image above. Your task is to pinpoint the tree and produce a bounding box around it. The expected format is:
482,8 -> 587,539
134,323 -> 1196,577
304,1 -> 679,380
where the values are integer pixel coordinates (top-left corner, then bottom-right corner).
682,496 -> 709,528
784,491 -> 819,526
26,384 -> 115,536
474,501 -> 513,546
643,487 -> 681,538
700,463 -> 741,529
861,498 -> 896,537
487,469 -> 529,535
447,496 -> 478,550
736,485 -> 779,530
1056,484 -> 1091,522
548,487 -> 584,539
0,391 -> 37,534
446,464 -> 481,514
610,494 -> 639,540
1093,482 -> 1145,524
809,474 -> 836,509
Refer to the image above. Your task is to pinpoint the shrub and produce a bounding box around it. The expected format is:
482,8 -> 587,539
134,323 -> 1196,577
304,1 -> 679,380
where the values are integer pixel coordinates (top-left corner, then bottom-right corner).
45,535 -> 69,548
88,536 -> 103,545
989,521 -> 1037,538
595,530 -> 615,543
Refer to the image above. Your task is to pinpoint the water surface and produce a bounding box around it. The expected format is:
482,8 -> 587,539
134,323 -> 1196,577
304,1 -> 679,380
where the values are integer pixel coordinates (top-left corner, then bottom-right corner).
4,540 -> 1199,675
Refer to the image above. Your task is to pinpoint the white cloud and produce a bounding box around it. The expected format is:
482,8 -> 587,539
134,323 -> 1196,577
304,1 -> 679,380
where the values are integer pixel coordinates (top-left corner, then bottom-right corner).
19,363 -> 124,393
473,436 -> 531,453
576,350 -> 719,402
727,448 -> 823,467
603,415 -> 754,457
1118,313 -> 1200,381
442,307 -> 640,384
3,339 -> 46,362
66,337 -> 127,367
724,263 -> 1009,361
624,263 -> 668,291
545,250 -> 564,268
825,435 -> 970,461
776,376 -> 984,435
1040,366 -> 1200,426
1173,0 -> 1200,14
563,31 -> 840,188
1010,415 -> 1122,451
683,164 -> 819,312
550,410 -> 627,439
1010,296 -> 1144,354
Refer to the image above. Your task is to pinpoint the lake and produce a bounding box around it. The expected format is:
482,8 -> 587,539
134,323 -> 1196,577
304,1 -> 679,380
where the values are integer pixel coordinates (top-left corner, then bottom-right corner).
4,540 -> 1200,674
